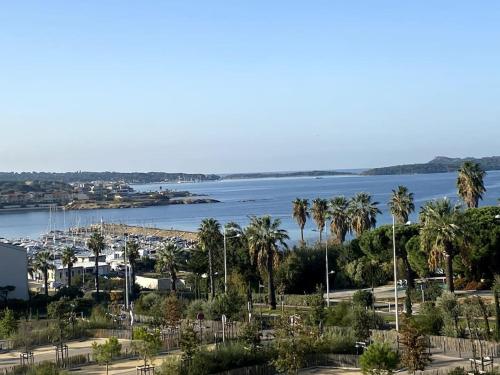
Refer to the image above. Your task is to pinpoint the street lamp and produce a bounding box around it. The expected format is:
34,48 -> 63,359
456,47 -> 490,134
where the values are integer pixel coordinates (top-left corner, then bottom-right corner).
325,228 -> 331,307
392,215 -> 399,331
223,225 -> 241,293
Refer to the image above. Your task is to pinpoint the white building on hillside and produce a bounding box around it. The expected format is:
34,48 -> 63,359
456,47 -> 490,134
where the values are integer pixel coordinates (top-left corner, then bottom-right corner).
0,243 -> 29,300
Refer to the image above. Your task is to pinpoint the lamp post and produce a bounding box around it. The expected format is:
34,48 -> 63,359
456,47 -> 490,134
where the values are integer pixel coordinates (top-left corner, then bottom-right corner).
392,215 -> 399,331
223,225 -> 241,293
325,229 -> 330,307
124,233 -> 129,310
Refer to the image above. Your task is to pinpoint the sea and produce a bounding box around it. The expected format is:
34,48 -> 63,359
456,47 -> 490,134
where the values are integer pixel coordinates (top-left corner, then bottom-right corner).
1,171 -> 499,243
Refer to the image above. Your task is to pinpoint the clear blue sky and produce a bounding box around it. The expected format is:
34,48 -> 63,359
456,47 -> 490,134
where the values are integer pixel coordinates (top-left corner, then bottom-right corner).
1,1 -> 499,173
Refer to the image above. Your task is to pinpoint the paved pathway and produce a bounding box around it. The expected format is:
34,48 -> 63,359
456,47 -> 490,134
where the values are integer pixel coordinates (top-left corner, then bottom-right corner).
0,338 -> 133,370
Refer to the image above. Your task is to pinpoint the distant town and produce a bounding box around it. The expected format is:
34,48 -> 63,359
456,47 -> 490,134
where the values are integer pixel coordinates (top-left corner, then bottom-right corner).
0,180 -> 218,211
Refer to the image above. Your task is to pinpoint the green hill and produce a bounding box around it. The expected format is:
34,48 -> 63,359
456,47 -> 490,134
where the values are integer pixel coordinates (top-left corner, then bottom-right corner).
362,156 -> 500,176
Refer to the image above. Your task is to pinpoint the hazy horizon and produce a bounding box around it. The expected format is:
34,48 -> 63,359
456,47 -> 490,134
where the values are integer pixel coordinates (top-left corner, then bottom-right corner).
2,1 -> 500,173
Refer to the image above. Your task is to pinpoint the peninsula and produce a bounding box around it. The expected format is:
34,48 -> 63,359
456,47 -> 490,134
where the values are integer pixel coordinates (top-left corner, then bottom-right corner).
362,156 -> 500,176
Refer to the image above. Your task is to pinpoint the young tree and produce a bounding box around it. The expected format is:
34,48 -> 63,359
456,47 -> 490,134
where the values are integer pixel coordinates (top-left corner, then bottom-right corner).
359,343 -> 399,375
239,321 -> 261,352
399,317 -> 431,374
132,327 -> 161,368
180,324 -> 199,361
292,198 -> 309,244
272,314 -> 311,375
436,292 -> 462,337
163,292 -> 182,328
92,337 -> 122,375
0,308 -> 18,338
493,275 -> 500,340
306,287 -> 326,329
87,231 -> 105,302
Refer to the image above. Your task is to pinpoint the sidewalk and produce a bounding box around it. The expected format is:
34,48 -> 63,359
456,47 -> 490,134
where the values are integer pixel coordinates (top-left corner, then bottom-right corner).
0,338 -> 132,370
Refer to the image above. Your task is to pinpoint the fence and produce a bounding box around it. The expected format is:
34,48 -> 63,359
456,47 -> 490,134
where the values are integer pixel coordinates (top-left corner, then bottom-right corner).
210,354 -> 360,375
371,329 -> 500,359
87,328 -> 132,340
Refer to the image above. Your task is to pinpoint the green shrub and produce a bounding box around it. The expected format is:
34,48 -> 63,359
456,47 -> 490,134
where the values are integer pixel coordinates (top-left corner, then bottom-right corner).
187,343 -> 274,375
185,300 -> 204,320
353,290 -> 374,309
359,343 -> 399,375
414,302 -> 443,335
447,367 -> 466,375
325,301 -> 353,327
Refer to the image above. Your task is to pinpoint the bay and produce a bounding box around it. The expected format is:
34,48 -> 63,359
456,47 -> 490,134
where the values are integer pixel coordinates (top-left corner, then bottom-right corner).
0,171 -> 499,242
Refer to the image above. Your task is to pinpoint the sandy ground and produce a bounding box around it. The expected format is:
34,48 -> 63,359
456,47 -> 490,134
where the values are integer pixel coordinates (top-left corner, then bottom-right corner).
0,338 -> 132,370
103,223 -> 198,241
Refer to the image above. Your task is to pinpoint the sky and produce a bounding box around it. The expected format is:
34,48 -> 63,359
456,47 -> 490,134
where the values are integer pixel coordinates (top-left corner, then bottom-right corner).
1,1 -> 500,174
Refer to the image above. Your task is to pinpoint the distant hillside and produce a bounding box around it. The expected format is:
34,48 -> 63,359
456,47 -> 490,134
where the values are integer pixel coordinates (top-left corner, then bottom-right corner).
223,170 -> 353,180
0,172 -> 221,184
362,156 -> 500,176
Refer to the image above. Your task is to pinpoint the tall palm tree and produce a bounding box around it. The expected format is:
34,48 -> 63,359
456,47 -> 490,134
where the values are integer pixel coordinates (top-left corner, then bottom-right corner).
420,199 -> 463,292
245,215 -> 289,309
348,192 -> 381,237
32,251 -> 55,296
457,161 -> 486,208
87,231 -> 105,301
61,247 -> 77,287
198,218 -> 223,298
311,198 -> 329,242
292,198 -> 309,243
329,196 -> 350,244
126,240 -> 140,292
156,242 -> 183,292
388,185 -> 415,224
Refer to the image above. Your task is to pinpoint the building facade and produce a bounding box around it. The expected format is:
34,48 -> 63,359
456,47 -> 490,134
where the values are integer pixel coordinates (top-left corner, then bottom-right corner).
0,243 -> 29,300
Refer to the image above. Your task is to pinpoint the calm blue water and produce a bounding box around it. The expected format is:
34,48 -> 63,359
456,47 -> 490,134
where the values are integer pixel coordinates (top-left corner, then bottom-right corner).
1,171 -> 499,241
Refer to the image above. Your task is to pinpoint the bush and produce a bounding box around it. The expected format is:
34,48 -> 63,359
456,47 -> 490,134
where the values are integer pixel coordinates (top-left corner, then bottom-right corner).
157,357 -> 182,375
359,343 -> 399,375
325,301 -> 353,327
187,343 -> 274,375
447,368 -> 467,375
185,300 -> 204,320
353,290 -> 374,309
316,329 -> 357,354
414,302 -> 443,335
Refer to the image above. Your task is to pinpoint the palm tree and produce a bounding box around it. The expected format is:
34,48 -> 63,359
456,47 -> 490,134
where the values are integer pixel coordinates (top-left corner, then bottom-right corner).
457,161 -> 486,208
419,199 -> 464,292
348,192 -> 381,237
61,247 -> 77,287
292,198 -> 309,243
87,231 -> 105,301
126,240 -> 140,293
388,185 -> 415,224
329,196 -> 350,244
311,198 -> 329,242
198,218 -> 223,298
156,242 -> 183,292
245,215 -> 289,309
32,251 -> 55,296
